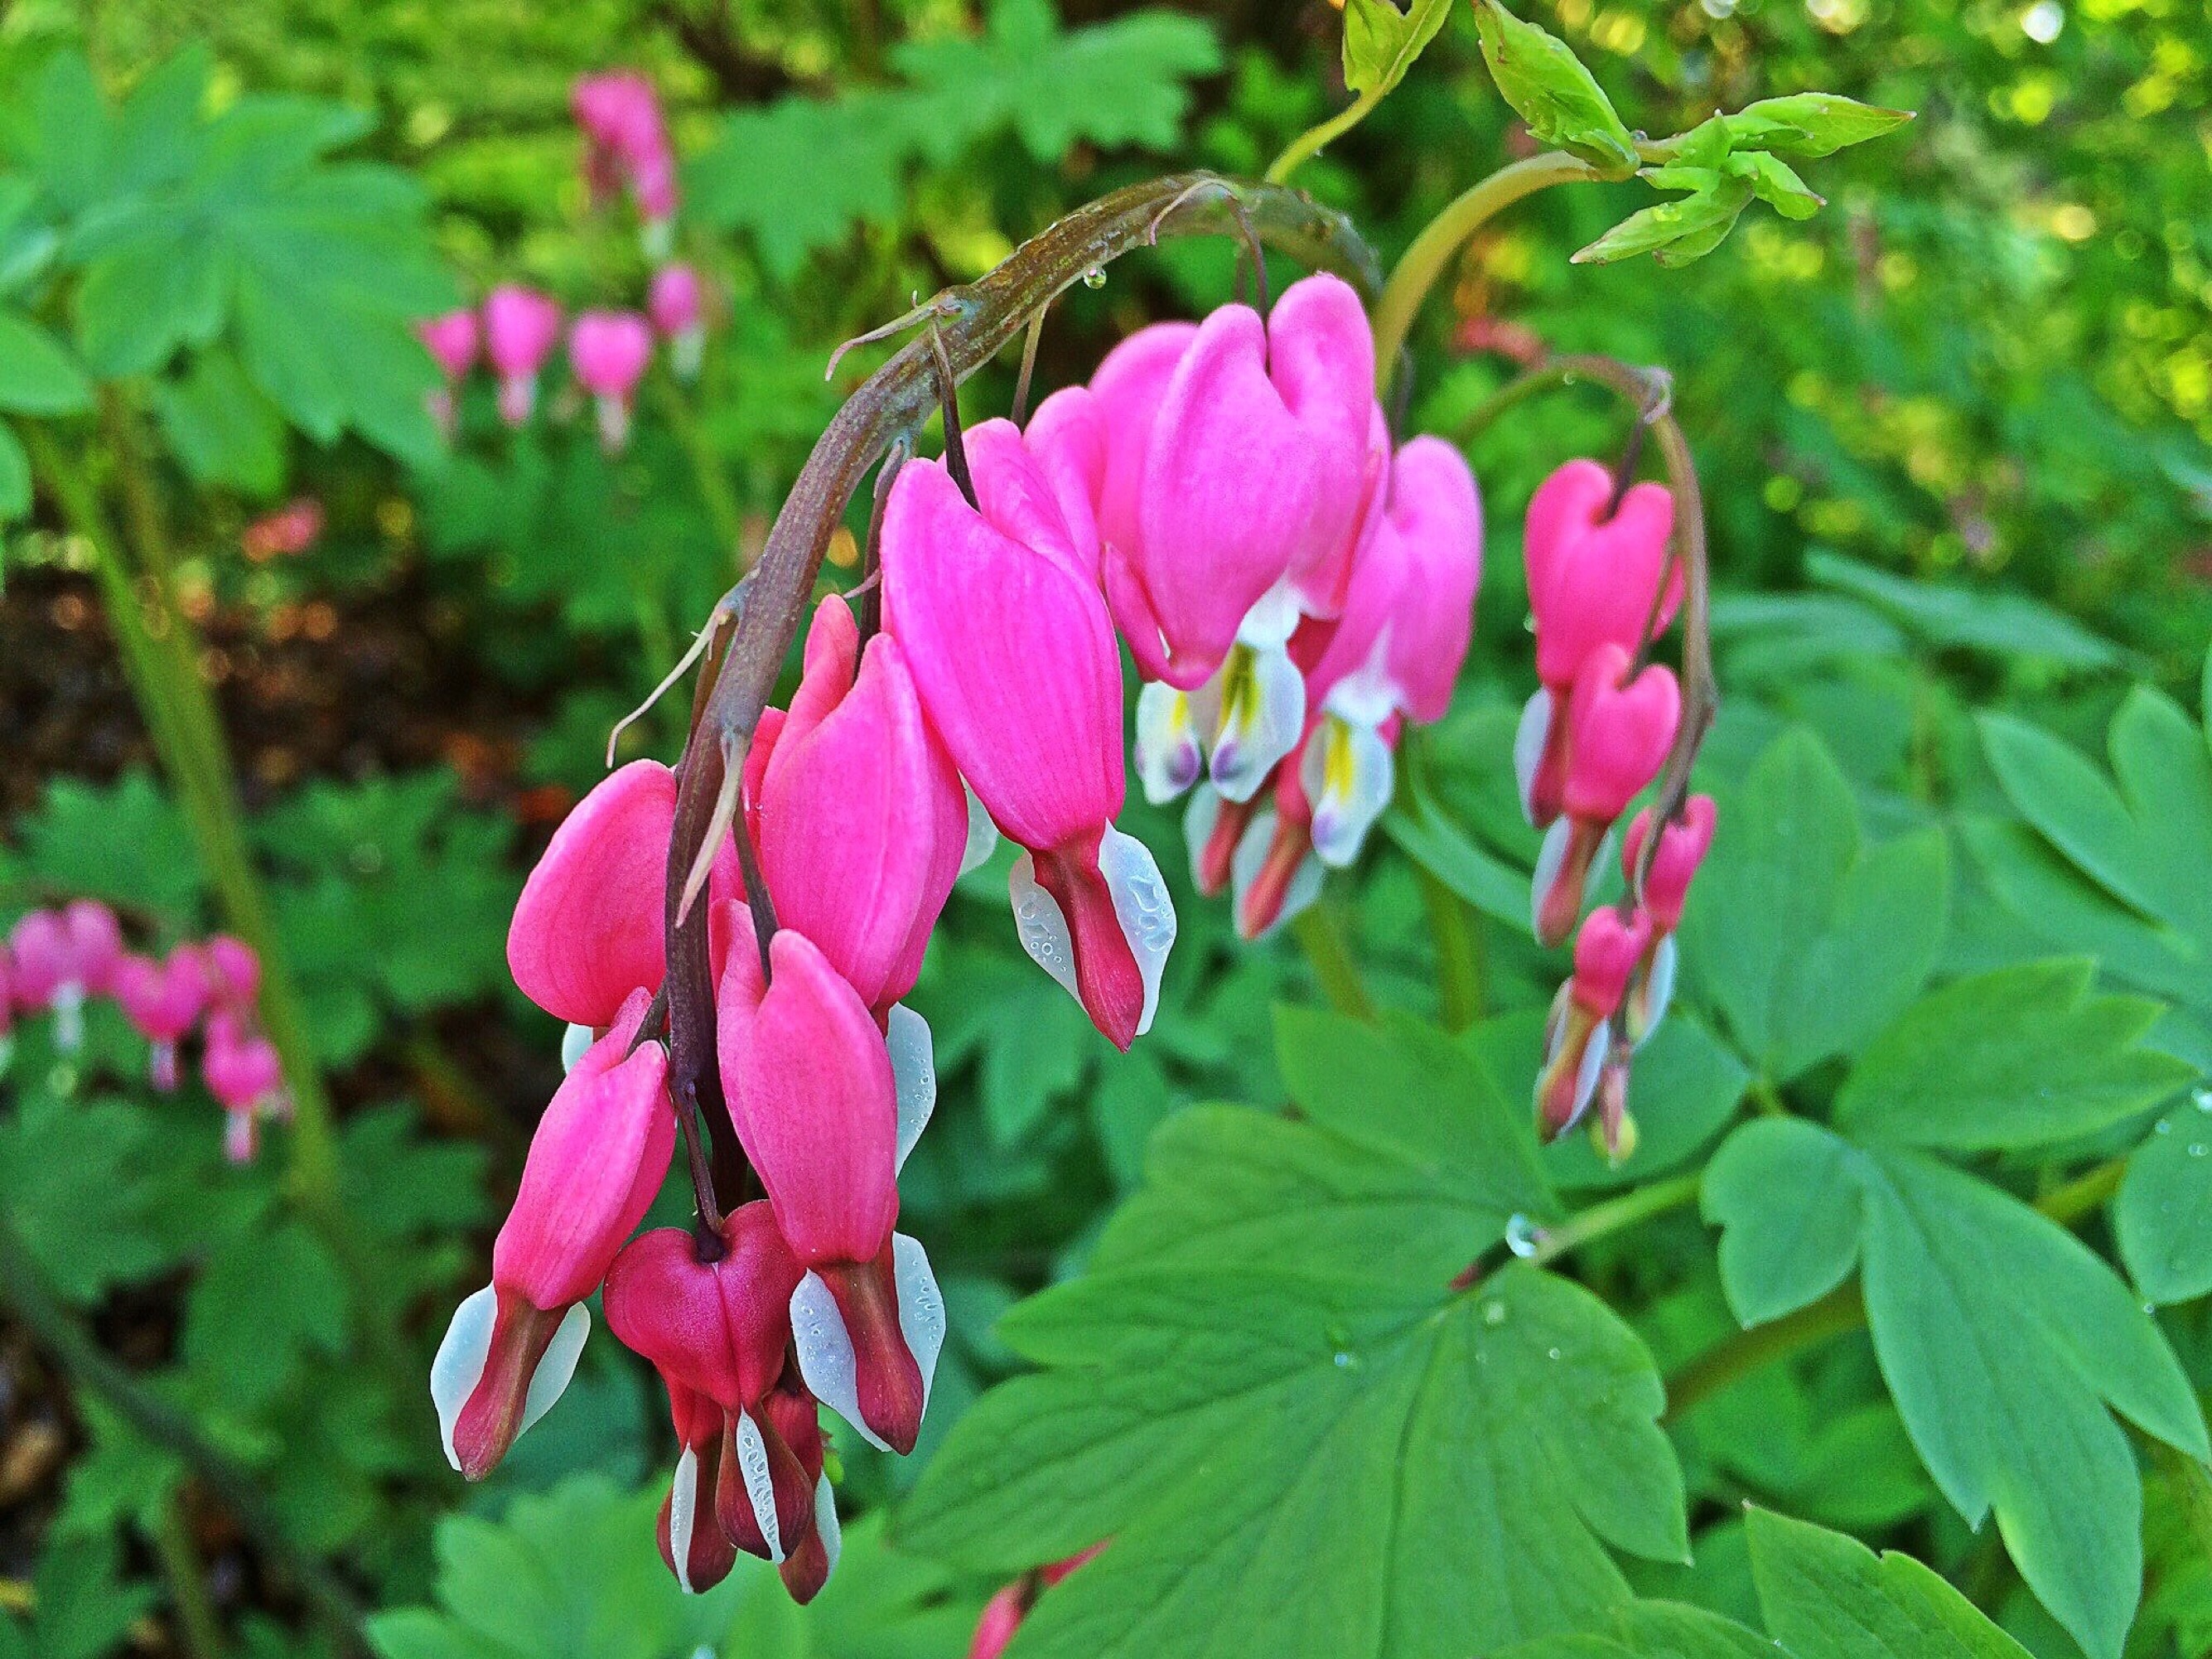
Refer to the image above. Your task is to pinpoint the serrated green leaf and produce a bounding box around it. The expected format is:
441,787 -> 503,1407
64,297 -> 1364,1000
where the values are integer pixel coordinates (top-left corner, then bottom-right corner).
686,92 -> 915,275
1471,1 -> 1639,174
904,1262 -> 1683,1658
0,310 -> 93,413
1341,0 -> 1452,98
1724,94 -> 1914,160
0,1094 -> 176,1303
181,1219 -> 350,1412
1704,1120 -> 2209,1659
1497,1599 -> 1773,1659
2117,1098 -> 2212,1304
1834,959 -> 2191,1151
1683,729 -> 1948,1081
1745,1508 -> 2029,1658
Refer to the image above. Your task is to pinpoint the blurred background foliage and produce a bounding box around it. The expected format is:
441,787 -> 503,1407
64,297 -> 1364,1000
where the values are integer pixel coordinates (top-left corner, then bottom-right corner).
0,0 -> 2206,1656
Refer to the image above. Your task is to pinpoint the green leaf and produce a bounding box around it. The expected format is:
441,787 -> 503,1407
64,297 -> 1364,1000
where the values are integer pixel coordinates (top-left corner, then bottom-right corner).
181,1220 -> 350,1412
28,1531 -> 159,1659
0,309 -> 94,413
1724,94 -> 1915,160
1744,1508 -> 2029,1658
1471,1 -> 1639,174
151,346 -> 288,495
0,1094 -> 177,1303
1341,0 -> 1452,99
686,93 -> 915,276
1382,784 -> 1530,927
1572,172 -> 1754,268
1684,729 -> 1949,1081
2116,1097 -> 2212,1304
2,769 -> 205,921
1834,959 -> 2192,1151
1809,552 -> 2122,670
903,1263 -> 1683,1658
1733,152 -> 1823,220
0,419 -> 27,520
1703,1120 -> 2210,1659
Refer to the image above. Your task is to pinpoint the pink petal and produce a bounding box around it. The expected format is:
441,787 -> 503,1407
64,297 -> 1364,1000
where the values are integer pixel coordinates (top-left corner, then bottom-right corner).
1265,274 -> 1379,617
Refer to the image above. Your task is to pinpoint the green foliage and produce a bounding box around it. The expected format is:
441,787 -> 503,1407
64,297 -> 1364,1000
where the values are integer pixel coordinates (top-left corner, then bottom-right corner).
0,1531 -> 159,1659
1471,1 -> 1639,174
1742,1508 -> 2032,1659
1706,1119 -> 2208,1658
1340,0 -> 1452,101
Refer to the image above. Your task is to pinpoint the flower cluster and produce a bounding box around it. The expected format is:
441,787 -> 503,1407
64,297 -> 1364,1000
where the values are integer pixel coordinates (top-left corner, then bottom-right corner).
1514,460 -> 1717,1158
3,902 -> 278,1160
413,73 -> 707,453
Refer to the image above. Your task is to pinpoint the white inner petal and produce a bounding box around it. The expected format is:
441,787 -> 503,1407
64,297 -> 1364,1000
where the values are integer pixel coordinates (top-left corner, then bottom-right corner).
668,1446 -> 700,1594
789,1273 -> 890,1453
1322,620 -> 1400,731
1007,854 -> 1081,1004
1530,818 -> 1572,941
560,1023 -> 595,1075
1572,1018 -> 1611,1129
1209,642 -> 1306,805
1098,824 -> 1176,1037
1514,689 -> 1553,826
1133,681 -> 1205,805
1308,718 -> 1396,869
886,1004 -> 936,1173
1229,808 -> 1278,905
1634,935 -> 1678,1048
813,1473 -> 843,1583
892,1232 -> 947,1425
430,1283 -> 498,1472
959,782 -> 1001,874
734,1409 -> 785,1563
1273,853 -> 1326,938
1181,785 -> 1223,890
519,1303 -> 591,1440
1235,577 -> 1303,648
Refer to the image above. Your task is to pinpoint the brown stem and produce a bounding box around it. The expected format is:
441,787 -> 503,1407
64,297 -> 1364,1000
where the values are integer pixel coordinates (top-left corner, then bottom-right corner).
654,173 -> 1380,1183
856,434 -> 910,646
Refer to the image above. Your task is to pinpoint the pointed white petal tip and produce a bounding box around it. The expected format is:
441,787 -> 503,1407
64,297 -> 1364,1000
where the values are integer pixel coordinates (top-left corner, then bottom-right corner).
959,783 -> 1001,874
1098,825 -> 1176,1037
669,1446 -> 703,1594
886,1004 -> 936,1172
1208,643 -> 1306,805
560,1022 -> 596,1074
814,1473 -> 843,1581
1514,689 -> 1553,826
789,1273 -> 891,1453
892,1232 -> 947,1422
1633,935 -> 1678,1048
1134,682 -> 1205,806
735,1409 -> 785,1563
1235,579 -> 1303,650
1304,717 -> 1395,869
1572,1019 -> 1611,1128
1008,854 -> 1081,1005
1531,818 -> 1572,941
519,1303 -> 591,1440
1181,785 -> 1223,890
430,1284 -> 497,1473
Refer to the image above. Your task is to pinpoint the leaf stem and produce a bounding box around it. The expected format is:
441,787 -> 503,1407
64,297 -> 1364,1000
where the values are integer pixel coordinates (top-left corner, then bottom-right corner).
1415,863 -> 1485,1032
1265,90 -> 1388,188
1370,151 -> 1601,387
152,1492 -> 227,1659
1292,904 -> 1377,1022
0,1218 -> 368,1653
1529,1170 -> 1702,1267
2037,1155 -> 2126,1226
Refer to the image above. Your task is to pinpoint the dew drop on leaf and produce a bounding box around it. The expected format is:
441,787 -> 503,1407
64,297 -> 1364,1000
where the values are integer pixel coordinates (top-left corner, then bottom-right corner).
1504,1214 -> 1539,1258
1482,1299 -> 1508,1327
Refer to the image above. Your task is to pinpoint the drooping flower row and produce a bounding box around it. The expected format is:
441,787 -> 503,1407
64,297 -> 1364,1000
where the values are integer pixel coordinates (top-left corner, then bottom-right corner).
2,902 -> 280,1159
433,268 -> 1716,1603
1514,460 -> 1717,1158
414,72 -> 707,452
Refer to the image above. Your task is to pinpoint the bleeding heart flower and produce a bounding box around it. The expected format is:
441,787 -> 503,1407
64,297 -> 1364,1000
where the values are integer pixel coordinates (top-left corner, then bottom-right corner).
570,310 -> 654,451
1531,645 -> 1679,948
484,286 -> 564,426
1534,906 -> 1651,1144
9,902 -> 122,1052
881,427 -> 1175,1051
1616,793 -> 1717,1044
432,989 -> 673,1480
418,308 -> 481,437
1516,459 -> 1678,826
649,264 -> 706,379
112,946 -> 210,1091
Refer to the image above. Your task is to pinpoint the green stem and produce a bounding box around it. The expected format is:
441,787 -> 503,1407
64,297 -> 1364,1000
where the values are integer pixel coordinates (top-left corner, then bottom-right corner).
2038,1156 -> 2126,1226
1416,863 -> 1484,1032
2157,1441 -> 2212,1574
24,421 -> 342,1221
0,1218 -> 368,1653
1264,89 -> 1388,187
1529,1171 -> 1702,1267
152,1492 -> 226,1659
650,374 -> 745,562
1369,151 -> 1601,388
1291,904 -> 1376,1022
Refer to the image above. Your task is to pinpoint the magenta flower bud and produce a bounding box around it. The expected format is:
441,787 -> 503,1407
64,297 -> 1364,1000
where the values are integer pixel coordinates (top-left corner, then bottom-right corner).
1517,460 -> 1678,827
483,286 -> 563,426
1531,646 -> 1680,948
761,1378 -> 841,1603
432,990 -> 674,1479
1622,793 -> 1717,934
1535,907 -> 1651,1141
882,426 -> 1175,1051
969,1585 -> 1028,1659
754,597 -> 965,1016
631,147 -> 679,256
0,948 -> 13,1064
569,310 -> 654,451
716,917 -> 944,1457
1182,785 -> 1263,899
203,935 -> 261,1012
63,900 -> 123,995
572,72 -> 665,162
201,1016 -> 285,1163
7,910 -> 70,1009
417,309 -> 480,382
649,264 -> 705,379
113,946 -> 211,1091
